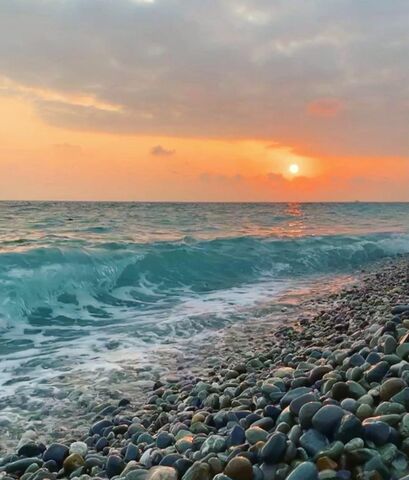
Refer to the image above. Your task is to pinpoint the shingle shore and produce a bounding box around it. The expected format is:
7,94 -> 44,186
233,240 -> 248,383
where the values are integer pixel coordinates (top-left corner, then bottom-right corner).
1,257 -> 409,480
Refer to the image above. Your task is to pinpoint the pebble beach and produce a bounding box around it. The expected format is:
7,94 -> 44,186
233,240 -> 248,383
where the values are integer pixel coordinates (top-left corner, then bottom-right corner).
1,256 -> 409,480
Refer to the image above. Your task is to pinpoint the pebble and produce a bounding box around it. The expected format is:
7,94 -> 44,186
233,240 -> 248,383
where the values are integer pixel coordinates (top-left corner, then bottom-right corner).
312,405 -> 345,436
42,444 -> 69,465
224,457 -> 253,480
379,378 -> 405,401
286,462 -> 318,480
146,466 -> 178,480
260,432 -> 287,463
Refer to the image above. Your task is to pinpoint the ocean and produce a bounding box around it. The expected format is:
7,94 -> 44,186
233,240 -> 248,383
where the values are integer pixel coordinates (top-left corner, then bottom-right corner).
0,201 -> 409,404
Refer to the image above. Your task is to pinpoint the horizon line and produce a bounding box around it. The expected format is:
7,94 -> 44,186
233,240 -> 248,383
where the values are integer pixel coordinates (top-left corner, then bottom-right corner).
1,199 -> 409,204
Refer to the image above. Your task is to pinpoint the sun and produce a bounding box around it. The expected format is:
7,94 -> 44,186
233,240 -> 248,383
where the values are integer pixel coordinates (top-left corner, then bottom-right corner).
289,163 -> 300,175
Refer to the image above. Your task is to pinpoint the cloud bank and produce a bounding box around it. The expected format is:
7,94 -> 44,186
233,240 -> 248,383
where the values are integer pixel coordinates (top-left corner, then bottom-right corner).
0,0 -> 408,158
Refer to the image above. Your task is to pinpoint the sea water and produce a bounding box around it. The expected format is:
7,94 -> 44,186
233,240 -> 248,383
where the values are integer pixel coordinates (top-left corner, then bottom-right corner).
0,201 -> 409,398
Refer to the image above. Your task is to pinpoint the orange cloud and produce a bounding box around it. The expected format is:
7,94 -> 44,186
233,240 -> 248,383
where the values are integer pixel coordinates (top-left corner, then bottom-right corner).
306,98 -> 344,118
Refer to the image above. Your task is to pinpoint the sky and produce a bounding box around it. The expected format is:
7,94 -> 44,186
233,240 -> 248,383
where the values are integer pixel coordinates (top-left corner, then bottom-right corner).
0,0 -> 408,201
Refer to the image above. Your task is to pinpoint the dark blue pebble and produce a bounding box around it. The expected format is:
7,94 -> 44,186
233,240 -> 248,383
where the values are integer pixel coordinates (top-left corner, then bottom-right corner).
17,443 -> 46,458
43,460 -> 58,473
42,443 -> 69,465
365,361 -> 389,383
263,405 -> 281,421
90,419 -> 113,436
124,443 -> 140,462
160,454 -> 183,467
299,429 -> 329,456
335,413 -> 362,443
366,352 -> 381,365
106,455 -> 125,479
174,458 -> 193,477
363,421 -> 391,446
229,425 -> 246,446
261,432 -> 287,464
96,437 -> 109,452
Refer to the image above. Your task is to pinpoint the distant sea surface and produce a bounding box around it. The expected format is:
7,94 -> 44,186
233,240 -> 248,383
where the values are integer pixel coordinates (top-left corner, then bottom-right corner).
1,202 -> 409,395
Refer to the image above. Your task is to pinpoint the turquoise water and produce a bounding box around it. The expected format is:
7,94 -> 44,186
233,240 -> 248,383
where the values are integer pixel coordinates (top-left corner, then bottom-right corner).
0,202 -> 409,392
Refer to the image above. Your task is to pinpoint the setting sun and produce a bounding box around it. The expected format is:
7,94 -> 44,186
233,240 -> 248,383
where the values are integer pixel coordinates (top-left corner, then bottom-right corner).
289,164 -> 300,175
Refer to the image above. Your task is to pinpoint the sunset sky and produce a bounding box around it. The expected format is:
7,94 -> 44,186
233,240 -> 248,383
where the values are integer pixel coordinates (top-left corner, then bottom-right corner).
0,0 -> 408,201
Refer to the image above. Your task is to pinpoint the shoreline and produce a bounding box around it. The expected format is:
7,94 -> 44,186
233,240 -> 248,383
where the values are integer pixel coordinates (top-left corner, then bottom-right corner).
1,256 -> 409,480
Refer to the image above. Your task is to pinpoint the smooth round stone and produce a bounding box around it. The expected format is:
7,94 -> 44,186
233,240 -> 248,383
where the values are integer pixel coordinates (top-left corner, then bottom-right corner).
397,344 -> 409,359
315,441 -> 344,461
160,454 -> 183,467
346,381 -> 366,399
176,437 -> 193,453
319,470 -> 337,480
289,393 -> 318,416
340,399 -> 357,413
146,466 -> 178,480
156,432 -> 174,449
69,442 -> 88,457
334,413 -> 362,443
224,456 -> 253,480
299,429 -> 329,456
312,406 -> 345,436
63,453 -> 85,474
126,470 -> 149,480
263,405 -> 281,421
124,443 -> 140,462
316,456 -> 337,471
17,443 -> 46,458
344,437 -> 364,452
138,432 -> 155,444
299,402 -> 322,429
375,401 -> 405,415
106,455 -> 125,479
399,413 -> 409,437
245,427 -> 268,444
383,335 -> 397,354
95,437 -> 109,452
208,457 -> 223,475
286,462 -> 318,480
229,425 -> 246,446
331,383 -> 349,401
200,435 -> 226,455
288,425 -> 302,444
356,404 -> 373,420
172,457 -> 192,475
365,361 -> 389,383
366,352 -> 382,365
391,386 -> 409,408
309,366 -> 333,384
182,462 -> 210,480
362,421 -> 391,446
357,394 -> 374,406
90,419 -> 113,435
378,443 -> 398,464
349,353 -> 365,367
251,417 -> 275,431
392,305 -> 409,314
43,443 -> 69,465
379,378 -> 405,401
280,387 -> 312,408
4,459 -> 43,474
260,432 -> 287,464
